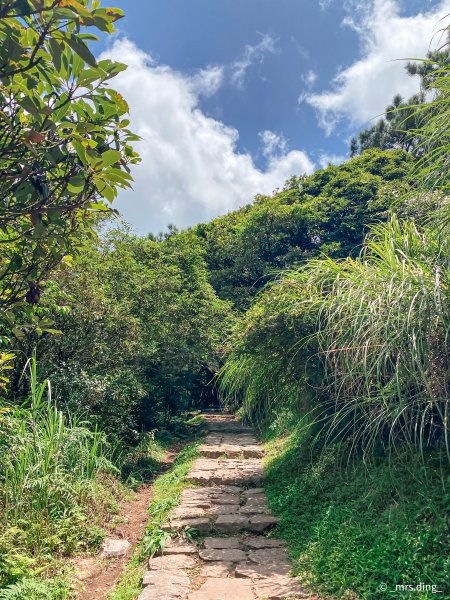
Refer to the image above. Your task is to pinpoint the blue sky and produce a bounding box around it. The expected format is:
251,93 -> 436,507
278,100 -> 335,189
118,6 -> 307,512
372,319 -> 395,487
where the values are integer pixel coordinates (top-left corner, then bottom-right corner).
97,0 -> 449,233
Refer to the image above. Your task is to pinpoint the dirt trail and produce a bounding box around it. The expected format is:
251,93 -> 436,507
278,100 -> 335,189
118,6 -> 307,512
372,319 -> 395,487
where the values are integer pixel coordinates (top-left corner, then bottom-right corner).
138,413 -> 317,600
73,450 -> 178,600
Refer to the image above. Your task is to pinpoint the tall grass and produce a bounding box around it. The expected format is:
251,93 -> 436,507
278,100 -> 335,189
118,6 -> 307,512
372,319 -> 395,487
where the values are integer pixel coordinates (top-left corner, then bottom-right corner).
220,217 -> 450,458
312,218 -> 450,456
0,356 -> 118,589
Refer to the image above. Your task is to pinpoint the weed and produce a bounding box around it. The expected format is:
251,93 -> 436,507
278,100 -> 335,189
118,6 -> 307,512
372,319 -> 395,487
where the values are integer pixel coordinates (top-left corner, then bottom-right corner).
0,356 -> 122,592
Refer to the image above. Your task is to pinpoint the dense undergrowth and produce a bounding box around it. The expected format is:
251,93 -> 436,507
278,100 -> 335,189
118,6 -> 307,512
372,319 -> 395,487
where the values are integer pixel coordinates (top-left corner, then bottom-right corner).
221,217 -> 450,457
220,216 -> 450,598
0,358 -> 117,597
263,414 -> 449,600
0,357 -> 201,598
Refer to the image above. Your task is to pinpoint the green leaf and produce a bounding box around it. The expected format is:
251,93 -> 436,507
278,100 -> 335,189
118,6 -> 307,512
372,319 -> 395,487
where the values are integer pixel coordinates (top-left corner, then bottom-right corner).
48,39 -> 62,73
9,254 -> 23,271
97,59 -> 128,79
60,0 -> 93,19
89,201 -> 110,211
67,174 -> 86,192
17,96 -> 41,119
71,140 -> 87,166
62,33 -> 98,68
47,208 -> 65,225
96,180 -> 115,202
13,0 -> 32,16
42,328 -> 63,336
101,149 -> 122,167
32,220 -> 47,239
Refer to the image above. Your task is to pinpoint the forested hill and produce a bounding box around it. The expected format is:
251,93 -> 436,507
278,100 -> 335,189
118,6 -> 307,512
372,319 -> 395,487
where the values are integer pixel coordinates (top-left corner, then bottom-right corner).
191,148 -> 414,306
3,146 -> 427,440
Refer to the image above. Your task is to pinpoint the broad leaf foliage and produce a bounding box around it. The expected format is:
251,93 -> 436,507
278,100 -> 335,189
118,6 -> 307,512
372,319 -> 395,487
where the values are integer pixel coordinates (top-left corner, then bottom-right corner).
0,0 -> 140,308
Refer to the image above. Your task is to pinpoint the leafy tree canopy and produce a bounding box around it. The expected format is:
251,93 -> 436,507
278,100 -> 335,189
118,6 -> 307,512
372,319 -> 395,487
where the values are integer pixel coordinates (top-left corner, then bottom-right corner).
0,0 -> 140,317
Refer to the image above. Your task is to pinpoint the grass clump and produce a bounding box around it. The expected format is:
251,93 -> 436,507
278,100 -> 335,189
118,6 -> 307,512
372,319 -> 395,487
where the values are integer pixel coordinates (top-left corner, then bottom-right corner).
220,217 -> 450,458
0,358 -> 125,597
263,417 -> 449,599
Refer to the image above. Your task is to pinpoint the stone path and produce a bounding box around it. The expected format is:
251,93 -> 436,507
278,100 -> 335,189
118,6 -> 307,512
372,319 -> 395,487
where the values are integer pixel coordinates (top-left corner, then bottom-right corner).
138,414 -> 313,600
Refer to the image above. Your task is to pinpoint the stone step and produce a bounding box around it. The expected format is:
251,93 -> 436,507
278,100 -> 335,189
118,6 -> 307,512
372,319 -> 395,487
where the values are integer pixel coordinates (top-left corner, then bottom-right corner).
199,445 -> 264,459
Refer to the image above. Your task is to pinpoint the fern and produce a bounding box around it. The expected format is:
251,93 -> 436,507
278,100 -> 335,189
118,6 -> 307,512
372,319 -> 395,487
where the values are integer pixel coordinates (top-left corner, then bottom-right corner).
0,578 -> 57,600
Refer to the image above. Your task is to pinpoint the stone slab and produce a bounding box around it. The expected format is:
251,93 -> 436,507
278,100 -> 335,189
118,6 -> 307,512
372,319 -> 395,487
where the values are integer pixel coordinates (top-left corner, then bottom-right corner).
164,545 -> 198,555
253,576 -> 311,599
149,554 -> 196,570
242,488 -> 265,496
199,548 -> 247,562
235,562 -> 291,579
248,515 -> 279,533
199,562 -> 234,577
247,548 -> 290,565
168,518 -> 211,534
208,486 -> 242,495
140,569 -> 190,599
209,504 -> 239,515
214,514 -> 250,533
188,577 -> 255,600
243,537 -> 287,549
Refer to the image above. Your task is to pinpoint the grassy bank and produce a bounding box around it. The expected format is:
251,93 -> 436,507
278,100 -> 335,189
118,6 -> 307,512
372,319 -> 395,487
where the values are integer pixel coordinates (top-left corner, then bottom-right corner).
263,418 -> 449,600
108,435 -> 204,600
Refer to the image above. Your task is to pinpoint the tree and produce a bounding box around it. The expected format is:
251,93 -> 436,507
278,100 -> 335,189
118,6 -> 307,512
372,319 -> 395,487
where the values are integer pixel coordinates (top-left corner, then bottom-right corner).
19,225 -> 232,436
350,43 -> 450,157
349,93 -> 426,157
0,0 -> 140,312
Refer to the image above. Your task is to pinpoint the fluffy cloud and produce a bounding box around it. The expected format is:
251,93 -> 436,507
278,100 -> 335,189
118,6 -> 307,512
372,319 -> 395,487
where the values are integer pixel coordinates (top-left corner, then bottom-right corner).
319,0 -> 334,11
102,40 -> 314,234
305,0 -> 450,134
259,130 -> 288,158
189,65 -> 224,97
302,69 -> 317,88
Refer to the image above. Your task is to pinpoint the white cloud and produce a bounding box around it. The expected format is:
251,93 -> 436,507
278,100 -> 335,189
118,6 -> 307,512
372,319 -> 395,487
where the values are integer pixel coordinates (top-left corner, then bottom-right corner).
305,0 -> 450,134
102,39 -> 314,234
259,130 -> 288,159
231,33 -> 277,89
319,0 -> 334,11
189,65 -> 224,98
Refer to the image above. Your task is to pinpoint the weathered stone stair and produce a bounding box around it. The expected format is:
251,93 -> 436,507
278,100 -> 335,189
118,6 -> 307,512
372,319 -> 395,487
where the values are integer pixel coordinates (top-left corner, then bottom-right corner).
137,413 -> 314,600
